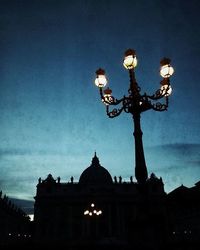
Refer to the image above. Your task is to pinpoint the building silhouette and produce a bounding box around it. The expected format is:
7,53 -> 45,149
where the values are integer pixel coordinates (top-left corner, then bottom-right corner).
1,153 -> 200,249
166,182 -> 200,250
0,191 -> 32,248
33,153 -> 167,249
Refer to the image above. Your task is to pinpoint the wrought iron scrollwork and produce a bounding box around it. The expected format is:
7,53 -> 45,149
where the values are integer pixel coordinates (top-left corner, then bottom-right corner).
152,101 -> 168,111
100,88 -> 169,116
98,66 -> 171,117
106,106 -> 124,118
123,97 -> 132,113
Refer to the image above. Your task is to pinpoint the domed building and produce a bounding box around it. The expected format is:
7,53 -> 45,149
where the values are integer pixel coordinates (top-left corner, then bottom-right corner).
79,153 -> 113,186
33,153 -> 167,249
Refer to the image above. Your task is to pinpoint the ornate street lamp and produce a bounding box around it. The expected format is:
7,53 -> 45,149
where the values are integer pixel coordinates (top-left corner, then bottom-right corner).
94,49 -> 174,185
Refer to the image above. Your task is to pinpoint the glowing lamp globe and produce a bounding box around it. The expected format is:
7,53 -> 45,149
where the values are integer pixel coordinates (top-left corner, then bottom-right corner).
160,58 -> 174,78
161,84 -> 172,96
84,210 -> 89,215
123,49 -> 137,69
95,68 -> 107,87
102,87 -> 113,105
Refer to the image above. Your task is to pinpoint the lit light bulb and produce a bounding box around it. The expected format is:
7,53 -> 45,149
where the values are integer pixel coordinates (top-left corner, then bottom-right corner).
161,84 -> 172,96
160,58 -> 174,78
123,49 -> 137,69
102,87 -> 113,105
95,69 -> 107,87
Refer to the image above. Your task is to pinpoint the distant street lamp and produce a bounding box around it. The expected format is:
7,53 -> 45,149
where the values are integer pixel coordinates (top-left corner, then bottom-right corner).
84,203 -> 102,216
94,49 -> 174,185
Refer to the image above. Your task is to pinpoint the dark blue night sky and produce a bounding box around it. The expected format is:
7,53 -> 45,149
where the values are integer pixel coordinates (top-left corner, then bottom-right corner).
0,0 -> 200,214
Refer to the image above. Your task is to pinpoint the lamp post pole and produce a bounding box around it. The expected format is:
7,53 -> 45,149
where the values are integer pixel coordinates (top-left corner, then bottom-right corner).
94,49 -> 174,185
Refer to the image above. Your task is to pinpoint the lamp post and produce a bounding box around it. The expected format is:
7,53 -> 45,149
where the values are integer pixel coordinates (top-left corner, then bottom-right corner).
94,49 -> 174,185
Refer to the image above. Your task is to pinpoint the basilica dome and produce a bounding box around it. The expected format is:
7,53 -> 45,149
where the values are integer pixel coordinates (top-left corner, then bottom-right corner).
79,153 -> 113,186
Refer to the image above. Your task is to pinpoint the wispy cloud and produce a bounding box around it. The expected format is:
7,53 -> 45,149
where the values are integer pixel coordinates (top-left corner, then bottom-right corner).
0,147 -> 75,157
10,197 -> 34,214
147,143 -> 200,169
145,143 -> 200,192
0,148 -> 82,200
153,143 -> 200,156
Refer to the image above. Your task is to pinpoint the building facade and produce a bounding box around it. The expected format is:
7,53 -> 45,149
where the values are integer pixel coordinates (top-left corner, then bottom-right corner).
33,153 -> 167,249
1,154 -> 199,249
